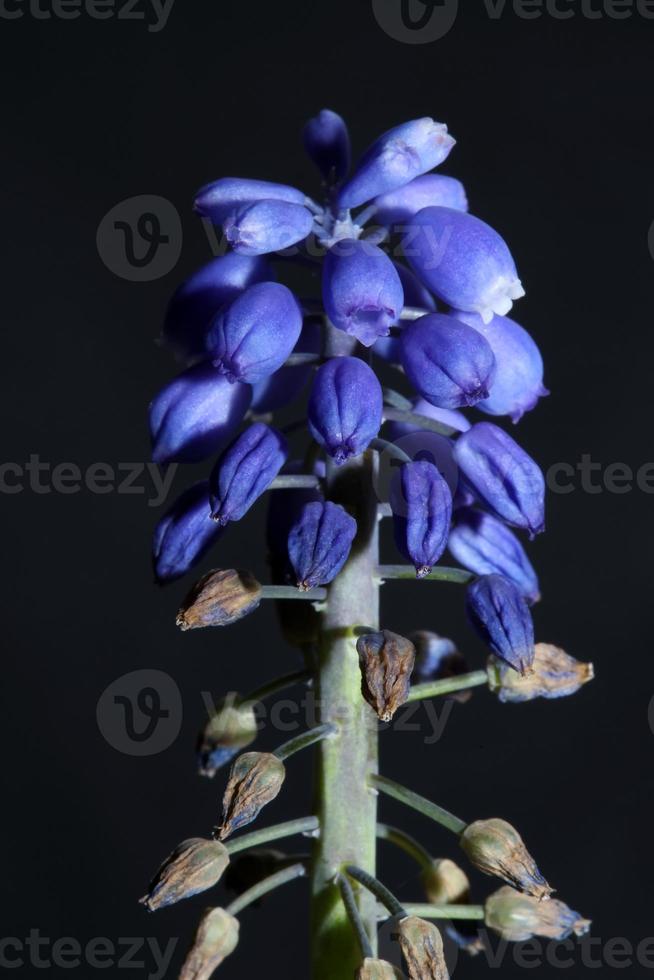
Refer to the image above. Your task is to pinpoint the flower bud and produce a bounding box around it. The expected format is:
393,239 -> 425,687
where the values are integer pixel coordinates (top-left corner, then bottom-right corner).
217,751 -> 286,840
288,500 -> 357,590
485,886 -> 591,943
460,818 -> 552,899
338,117 -> 455,210
224,199 -> 314,256
308,356 -> 383,464
149,364 -> 251,465
139,838 -> 229,912
453,423 -> 545,537
357,959 -> 403,979
176,569 -> 262,630
179,907 -> 240,980
197,694 -> 258,776
205,281 -> 303,385
398,916 -> 449,980
153,481 -> 223,584
405,207 -> 524,323
322,239 -> 404,347
357,629 -> 416,721
303,108 -> 351,182
410,631 -> 472,702
423,858 -> 470,905
466,574 -> 535,674
392,461 -> 453,577
400,314 -> 496,410
488,643 -> 594,703
373,174 -> 468,227
448,509 -> 540,604
210,423 -> 288,525
194,176 -> 306,223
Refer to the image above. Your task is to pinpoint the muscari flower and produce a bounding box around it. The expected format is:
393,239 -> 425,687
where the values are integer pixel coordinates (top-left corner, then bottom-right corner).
303,108 -> 351,183
178,906 -> 240,980
308,356 -> 383,464
323,239 -> 404,347
194,176 -> 307,224
448,508 -> 540,604
357,629 -> 416,721
153,480 -> 223,584
405,206 -> 525,323
373,262 -> 436,363
217,751 -> 286,840
372,173 -> 468,227
210,423 -> 288,525
288,500 -> 357,590
398,916 -> 449,980
460,817 -> 553,899
176,568 -> 262,630
140,838 -> 229,912
224,199 -> 315,256
205,281 -> 303,385
485,886 -> 590,943
488,642 -> 594,703
466,573 -> 535,674
392,460 -> 453,577
423,858 -> 470,905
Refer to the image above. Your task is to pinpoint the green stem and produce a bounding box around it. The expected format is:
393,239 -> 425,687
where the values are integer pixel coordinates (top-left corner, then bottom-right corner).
376,823 -> 433,871
241,669 -> 311,707
225,816 -> 319,856
406,671 -> 489,703
371,775 -> 466,836
260,584 -> 327,601
382,406 -> 458,437
382,387 -> 412,411
369,437 -> 412,464
338,874 -> 374,959
274,723 -> 335,762
270,474 -> 322,490
345,865 -> 405,918
377,564 -> 472,584
401,903 -> 485,921
225,862 -> 306,916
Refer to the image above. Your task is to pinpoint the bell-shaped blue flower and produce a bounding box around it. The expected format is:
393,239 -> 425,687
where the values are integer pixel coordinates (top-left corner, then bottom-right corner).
322,239 -> 404,347
405,207 -> 525,323
210,423 -> 288,525
401,313 -> 496,409
288,500 -> 357,590
452,311 -> 548,423
153,481 -> 223,584
338,117 -> 455,210
224,200 -> 314,256
205,282 -> 303,385
466,573 -> 535,674
250,320 -> 321,413
449,508 -> 540,604
308,356 -> 383,464
453,423 -> 545,537
194,177 -> 307,224
162,253 -> 272,362
149,364 -> 252,465
372,174 -> 468,227
303,109 -> 350,183
391,460 -> 453,577
373,262 -> 436,363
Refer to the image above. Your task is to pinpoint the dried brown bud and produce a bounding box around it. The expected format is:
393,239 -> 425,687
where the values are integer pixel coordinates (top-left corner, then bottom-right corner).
197,694 -> 258,778
357,629 -> 416,721
179,907 -> 240,980
487,642 -> 594,703
176,569 -> 262,630
399,916 -> 449,980
139,838 -> 229,912
422,858 -> 471,905
485,886 -> 591,943
217,751 -> 286,840
460,818 -> 553,899
356,957 -> 404,979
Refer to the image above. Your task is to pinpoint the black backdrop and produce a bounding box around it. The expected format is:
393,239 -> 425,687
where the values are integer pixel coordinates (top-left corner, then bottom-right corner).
2,2 -> 653,977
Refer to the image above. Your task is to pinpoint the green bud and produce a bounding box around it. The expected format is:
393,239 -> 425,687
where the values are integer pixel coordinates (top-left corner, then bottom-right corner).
460,818 -> 553,899
139,838 -> 229,912
485,885 -> 591,943
357,629 -> 416,721
216,751 -> 286,840
176,568 -> 262,630
197,694 -> 258,778
422,858 -> 470,905
179,907 -> 240,980
356,957 -> 404,979
487,642 -> 594,703
398,916 -> 449,980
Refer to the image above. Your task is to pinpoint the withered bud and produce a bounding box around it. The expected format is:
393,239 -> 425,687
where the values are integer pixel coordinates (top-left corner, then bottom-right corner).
356,957 -> 404,979
410,630 -> 474,704
216,751 -> 286,840
223,848 -> 290,897
485,885 -> 591,943
487,643 -> 594,703
460,818 -> 553,900
422,858 -> 471,905
399,916 -> 450,980
139,838 -> 229,912
176,569 -> 262,630
197,694 -> 258,778
179,907 -> 240,980
357,629 -> 416,721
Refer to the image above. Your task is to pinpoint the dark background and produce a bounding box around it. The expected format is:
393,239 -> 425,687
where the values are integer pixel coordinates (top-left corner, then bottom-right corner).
2,1 -> 653,977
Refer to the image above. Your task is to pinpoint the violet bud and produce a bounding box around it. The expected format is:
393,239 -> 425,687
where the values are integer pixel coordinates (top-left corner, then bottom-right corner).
373,174 -> 468,227
149,364 -> 252,465
217,751 -> 286,840
410,631 -> 472,704
308,356 -> 383,464
179,907 -> 240,980
488,643 -> 594,704
338,117 -> 455,210
452,311 -> 548,422
210,423 -> 288,525
453,423 -> 545,537
224,199 -> 314,256
153,481 -> 223,584
139,838 -> 229,912
357,629 -> 416,721
194,176 -> 306,224
250,319 -> 321,413
176,569 -> 262,631
423,858 -> 470,905
323,239 -> 404,347
384,397 -> 470,442
485,886 -> 591,943
162,253 -> 271,362
398,916 -> 449,980
466,574 -> 535,674
460,818 -> 552,899
392,460 -> 453,577
405,207 -> 524,323
448,508 -> 540,604
206,281 -> 303,385
288,500 -> 357,590
197,694 -> 258,777
303,108 -> 351,182
400,313 -> 496,410
357,959 -> 403,979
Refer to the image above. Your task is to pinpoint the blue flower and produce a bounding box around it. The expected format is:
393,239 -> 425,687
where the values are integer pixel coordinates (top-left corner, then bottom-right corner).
210,423 -> 288,525
466,574 -> 535,674
303,109 -> 351,183
224,200 -> 314,256
194,176 -> 307,224
308,356 -> 383,463
323,239 -> 404,347
288,500 -> 357,589
449,508 -> 540,604
392,460 -> 453,577
152,481 -> 222,584
372,173 -> 468,227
